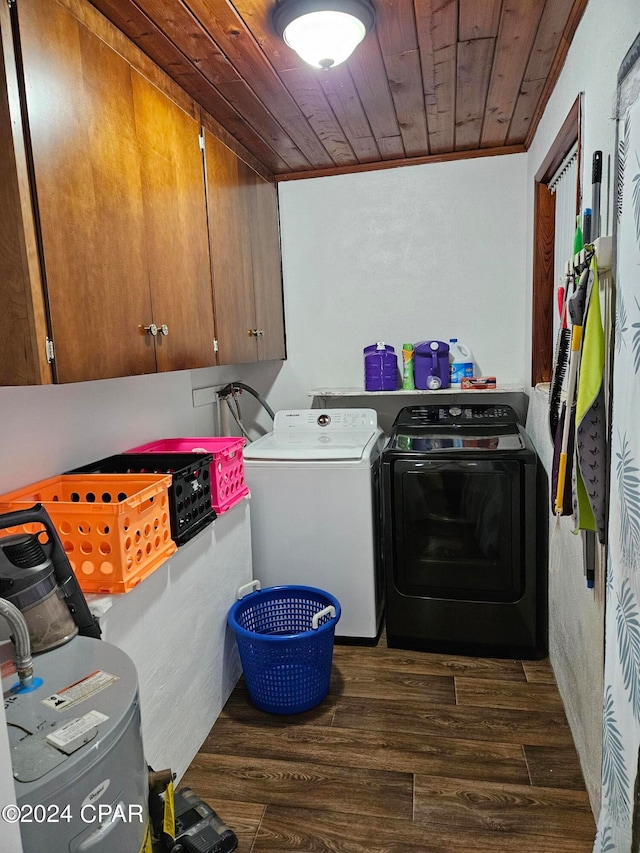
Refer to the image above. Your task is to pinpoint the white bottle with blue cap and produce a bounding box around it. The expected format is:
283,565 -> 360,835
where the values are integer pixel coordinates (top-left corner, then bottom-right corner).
448,339 -> 474,385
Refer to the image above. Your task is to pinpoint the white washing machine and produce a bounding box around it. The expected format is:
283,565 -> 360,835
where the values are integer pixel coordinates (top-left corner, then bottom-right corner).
243,409 -> 385,642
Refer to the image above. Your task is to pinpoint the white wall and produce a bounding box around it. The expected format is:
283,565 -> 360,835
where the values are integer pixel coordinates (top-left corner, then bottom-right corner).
92,500 -> 251,781
525,0 -> 640,817
260,153 -> 528,412
525,0 -> 640,376
526,388 -> 605,815
0,367 -> 244,494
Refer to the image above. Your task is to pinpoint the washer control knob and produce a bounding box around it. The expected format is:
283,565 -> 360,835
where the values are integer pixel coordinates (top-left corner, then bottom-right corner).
449,406 -> 462,417
317,414 -> 331,427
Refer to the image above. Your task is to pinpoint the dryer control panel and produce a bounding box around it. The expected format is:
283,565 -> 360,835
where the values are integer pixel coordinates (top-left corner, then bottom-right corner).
394,404 -> 519,428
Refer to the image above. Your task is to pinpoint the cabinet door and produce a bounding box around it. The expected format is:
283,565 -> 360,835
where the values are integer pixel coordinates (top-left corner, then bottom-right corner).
17,0 -> 155,382
246,170 -> 286,361
203,129 -> 257,365
0,6 -> 51,386
131,71 -> 216,372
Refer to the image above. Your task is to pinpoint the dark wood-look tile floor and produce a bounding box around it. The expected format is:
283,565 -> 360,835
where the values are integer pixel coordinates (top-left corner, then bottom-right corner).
181,636 -> 596,852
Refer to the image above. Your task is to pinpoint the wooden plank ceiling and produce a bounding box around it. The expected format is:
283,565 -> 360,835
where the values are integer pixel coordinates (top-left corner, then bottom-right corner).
89,0 -> 588,179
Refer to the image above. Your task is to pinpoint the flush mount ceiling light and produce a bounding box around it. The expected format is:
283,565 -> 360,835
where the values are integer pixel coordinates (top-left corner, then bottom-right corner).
273,0 -> 375,70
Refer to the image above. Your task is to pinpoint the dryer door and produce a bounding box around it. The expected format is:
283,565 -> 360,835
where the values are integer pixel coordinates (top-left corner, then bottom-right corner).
391,458 -> 523,602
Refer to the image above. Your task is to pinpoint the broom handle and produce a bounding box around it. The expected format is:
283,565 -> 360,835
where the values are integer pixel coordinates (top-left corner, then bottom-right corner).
554,323 -> 583,515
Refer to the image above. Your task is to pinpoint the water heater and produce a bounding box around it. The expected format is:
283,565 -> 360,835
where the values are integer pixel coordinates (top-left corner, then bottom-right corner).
3,635 -> 149,852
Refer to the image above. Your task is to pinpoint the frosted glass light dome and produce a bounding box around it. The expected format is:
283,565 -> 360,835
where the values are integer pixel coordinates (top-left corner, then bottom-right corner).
283,10 -> 366,68
273,0 -> 375,69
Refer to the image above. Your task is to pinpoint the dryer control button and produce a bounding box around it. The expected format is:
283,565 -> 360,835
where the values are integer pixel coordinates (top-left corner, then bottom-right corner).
448,406 -> 462,417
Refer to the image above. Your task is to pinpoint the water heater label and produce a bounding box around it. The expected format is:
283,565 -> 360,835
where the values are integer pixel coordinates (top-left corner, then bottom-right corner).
42,670 -> 119,711
47,711 -> 109,749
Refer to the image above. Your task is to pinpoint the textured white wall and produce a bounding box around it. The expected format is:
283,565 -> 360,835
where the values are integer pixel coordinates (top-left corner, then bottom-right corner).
526,388 -> 605,815
0,368 -> 243,495
91,500 -> 252,781
260,153 -> 528,412
525,0 -> 640,376
525,0 -> 640,816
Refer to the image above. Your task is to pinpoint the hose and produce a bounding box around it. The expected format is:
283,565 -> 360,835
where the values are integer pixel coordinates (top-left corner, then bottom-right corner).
225,396 -> 251,441
219,382 -> 275,421
0,598 -> 33,687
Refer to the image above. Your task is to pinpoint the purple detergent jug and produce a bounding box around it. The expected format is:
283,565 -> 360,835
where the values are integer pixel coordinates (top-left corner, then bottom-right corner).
414,340 -> 450,390
364,342 -> 398,391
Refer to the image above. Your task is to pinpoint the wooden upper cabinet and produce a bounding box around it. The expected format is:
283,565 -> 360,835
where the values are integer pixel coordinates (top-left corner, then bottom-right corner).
131,71 -> 216,372
0,0 -> 282,384
203,128 -> 256,365
246,169 -> 286,362
0,14 -> 51,386
204,130 -> 285,365
16,0 -> 155,382
1,0 -> 217,384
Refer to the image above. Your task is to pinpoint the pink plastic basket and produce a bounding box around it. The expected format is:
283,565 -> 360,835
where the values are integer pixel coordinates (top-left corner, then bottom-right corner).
126,438 -> 249,514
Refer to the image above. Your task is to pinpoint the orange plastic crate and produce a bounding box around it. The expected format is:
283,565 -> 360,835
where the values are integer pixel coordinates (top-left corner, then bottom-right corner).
0,474 -> 176,594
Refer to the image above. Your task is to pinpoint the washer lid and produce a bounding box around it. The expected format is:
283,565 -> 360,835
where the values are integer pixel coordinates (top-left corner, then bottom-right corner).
244,430 -> 378,461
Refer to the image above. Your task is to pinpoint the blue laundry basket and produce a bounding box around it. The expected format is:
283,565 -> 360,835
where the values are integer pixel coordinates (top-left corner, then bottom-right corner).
228,581 -> 341,714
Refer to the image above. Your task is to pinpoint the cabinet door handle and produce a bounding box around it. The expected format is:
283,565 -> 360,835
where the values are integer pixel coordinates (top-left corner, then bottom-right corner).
141,324 -> 168,337
247,329 -> 256,337
256,329 -> 264,337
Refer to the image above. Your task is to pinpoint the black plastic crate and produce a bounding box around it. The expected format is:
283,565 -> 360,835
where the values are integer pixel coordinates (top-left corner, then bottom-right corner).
67,453 -> 216,546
